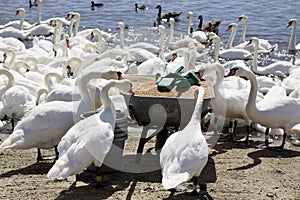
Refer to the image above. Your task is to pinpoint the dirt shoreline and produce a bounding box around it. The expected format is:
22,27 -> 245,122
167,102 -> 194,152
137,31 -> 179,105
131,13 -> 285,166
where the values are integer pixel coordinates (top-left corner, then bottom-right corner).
1,124 -> 300,200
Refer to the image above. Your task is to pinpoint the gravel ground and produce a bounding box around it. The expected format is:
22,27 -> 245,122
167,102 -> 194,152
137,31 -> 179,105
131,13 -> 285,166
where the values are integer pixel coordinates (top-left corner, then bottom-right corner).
0,123 -> 300,200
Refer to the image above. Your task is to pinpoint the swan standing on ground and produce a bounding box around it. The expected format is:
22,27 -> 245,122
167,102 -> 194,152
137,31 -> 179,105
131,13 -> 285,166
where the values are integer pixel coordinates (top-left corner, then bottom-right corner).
201,63 -> 253,144
160,87 -> 208,195
227,66 -> 300,150
2,84 -> 36,129
47,79 -> 132,187
0,70 -> 117,161
248,37 -> 295,75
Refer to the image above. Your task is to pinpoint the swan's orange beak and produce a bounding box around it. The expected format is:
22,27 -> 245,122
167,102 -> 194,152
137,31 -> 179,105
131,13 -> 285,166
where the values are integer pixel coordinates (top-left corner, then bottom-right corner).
247,39 -> 253,46
65,39 -> 70,48
226,25 -> 232,31
90,32 -> 95,40
236,17 -> 242,22
2,53 -> 7,62
65,14 -> 70,20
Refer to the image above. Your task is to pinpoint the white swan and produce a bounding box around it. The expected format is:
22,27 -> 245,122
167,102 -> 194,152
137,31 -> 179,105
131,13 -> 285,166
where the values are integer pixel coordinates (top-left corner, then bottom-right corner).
0,37 -> 26,51
0,70 -> 118,161
43,72 -> 80,103
188,14 -> 208,44
248,37 -> 295,75
227,66 -> 300,150
166,42 -> 197,73
2,85 -> 36,128
236,15 -> 248,43
286,18 -> 300,55
117,22 -> 157,63
89,28 -> 107,53
160,87 -> 208,194
201,63 -> 253,143
209,35 -> 252,61
0,69 -> 15,101
0,8 -> 32,30
47,79 -> 132,187
234,16 -> 277,52
166,18 -> 205,53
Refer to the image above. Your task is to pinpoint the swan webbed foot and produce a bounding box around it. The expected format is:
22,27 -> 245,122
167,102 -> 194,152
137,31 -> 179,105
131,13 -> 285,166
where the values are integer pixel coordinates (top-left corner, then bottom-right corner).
89,180 -> 110,188
190,189 -> 198,196
168,184 -> 186,194
186,189 -> 208,196
267,146 -> 284,152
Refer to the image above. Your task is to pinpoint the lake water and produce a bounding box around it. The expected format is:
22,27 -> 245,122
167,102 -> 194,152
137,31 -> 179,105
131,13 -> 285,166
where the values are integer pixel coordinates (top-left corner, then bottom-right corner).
0,0 -> 299,51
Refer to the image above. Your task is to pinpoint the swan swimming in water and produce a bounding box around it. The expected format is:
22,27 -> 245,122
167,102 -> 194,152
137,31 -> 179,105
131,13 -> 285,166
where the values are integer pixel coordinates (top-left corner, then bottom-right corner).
286,18 -> 300,55
248,37 -> 295,76
209,35 -> 252,61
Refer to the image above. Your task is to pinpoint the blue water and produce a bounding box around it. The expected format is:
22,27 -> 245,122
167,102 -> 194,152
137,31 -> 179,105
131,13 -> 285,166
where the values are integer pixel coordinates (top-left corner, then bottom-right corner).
0,0 -> 299,51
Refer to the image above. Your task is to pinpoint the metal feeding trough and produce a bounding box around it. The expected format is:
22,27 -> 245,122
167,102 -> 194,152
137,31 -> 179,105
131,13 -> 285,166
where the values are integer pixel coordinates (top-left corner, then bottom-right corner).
121,91 -> 211,162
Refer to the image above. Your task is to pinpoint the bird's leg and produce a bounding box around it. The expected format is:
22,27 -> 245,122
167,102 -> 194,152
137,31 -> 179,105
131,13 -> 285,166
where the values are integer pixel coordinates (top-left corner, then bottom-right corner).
190,176 -> 198,195
199,183 -> 208,195
244,125 -> 250,146
11,118 -> 15,131
233,120 -> 238,135
236,125 -> 251,146
90,167 -> 110,187
228,120 -> 237,142
280,132 -> 287,149
264,128 -> 270,148
37,148 -> 43,162
269,132 -> 286,151
54,146 -> 59,160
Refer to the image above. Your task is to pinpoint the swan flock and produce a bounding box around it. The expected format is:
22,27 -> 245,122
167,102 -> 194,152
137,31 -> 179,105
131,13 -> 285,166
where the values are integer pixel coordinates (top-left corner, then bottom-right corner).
0,1 -> 300,197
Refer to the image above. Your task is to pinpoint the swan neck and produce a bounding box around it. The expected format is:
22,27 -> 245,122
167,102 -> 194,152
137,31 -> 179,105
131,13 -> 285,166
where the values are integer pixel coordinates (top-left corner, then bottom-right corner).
288,20 -> 297,51
36,88 -> 48,105
213,38 -> 220,63
240,18 -> 247,43
226,25 -> 237,49
0,69 -> 15,89
68,19 -> 75,37
191,88 -> 205,122
159,27 -> 165,60
100,82 -> 114,111
120,26 -> 125,49
188,45 -> 196,71
44,72 -> 63,89
252,39 -> 259,71
74,15 -> 80,36
166,21 -> 174,45
7,51 -> 16,69
37,0 -> 42,24
245,70 -> 259,114
19,12 -> 25,30
186,15 -> 192,35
